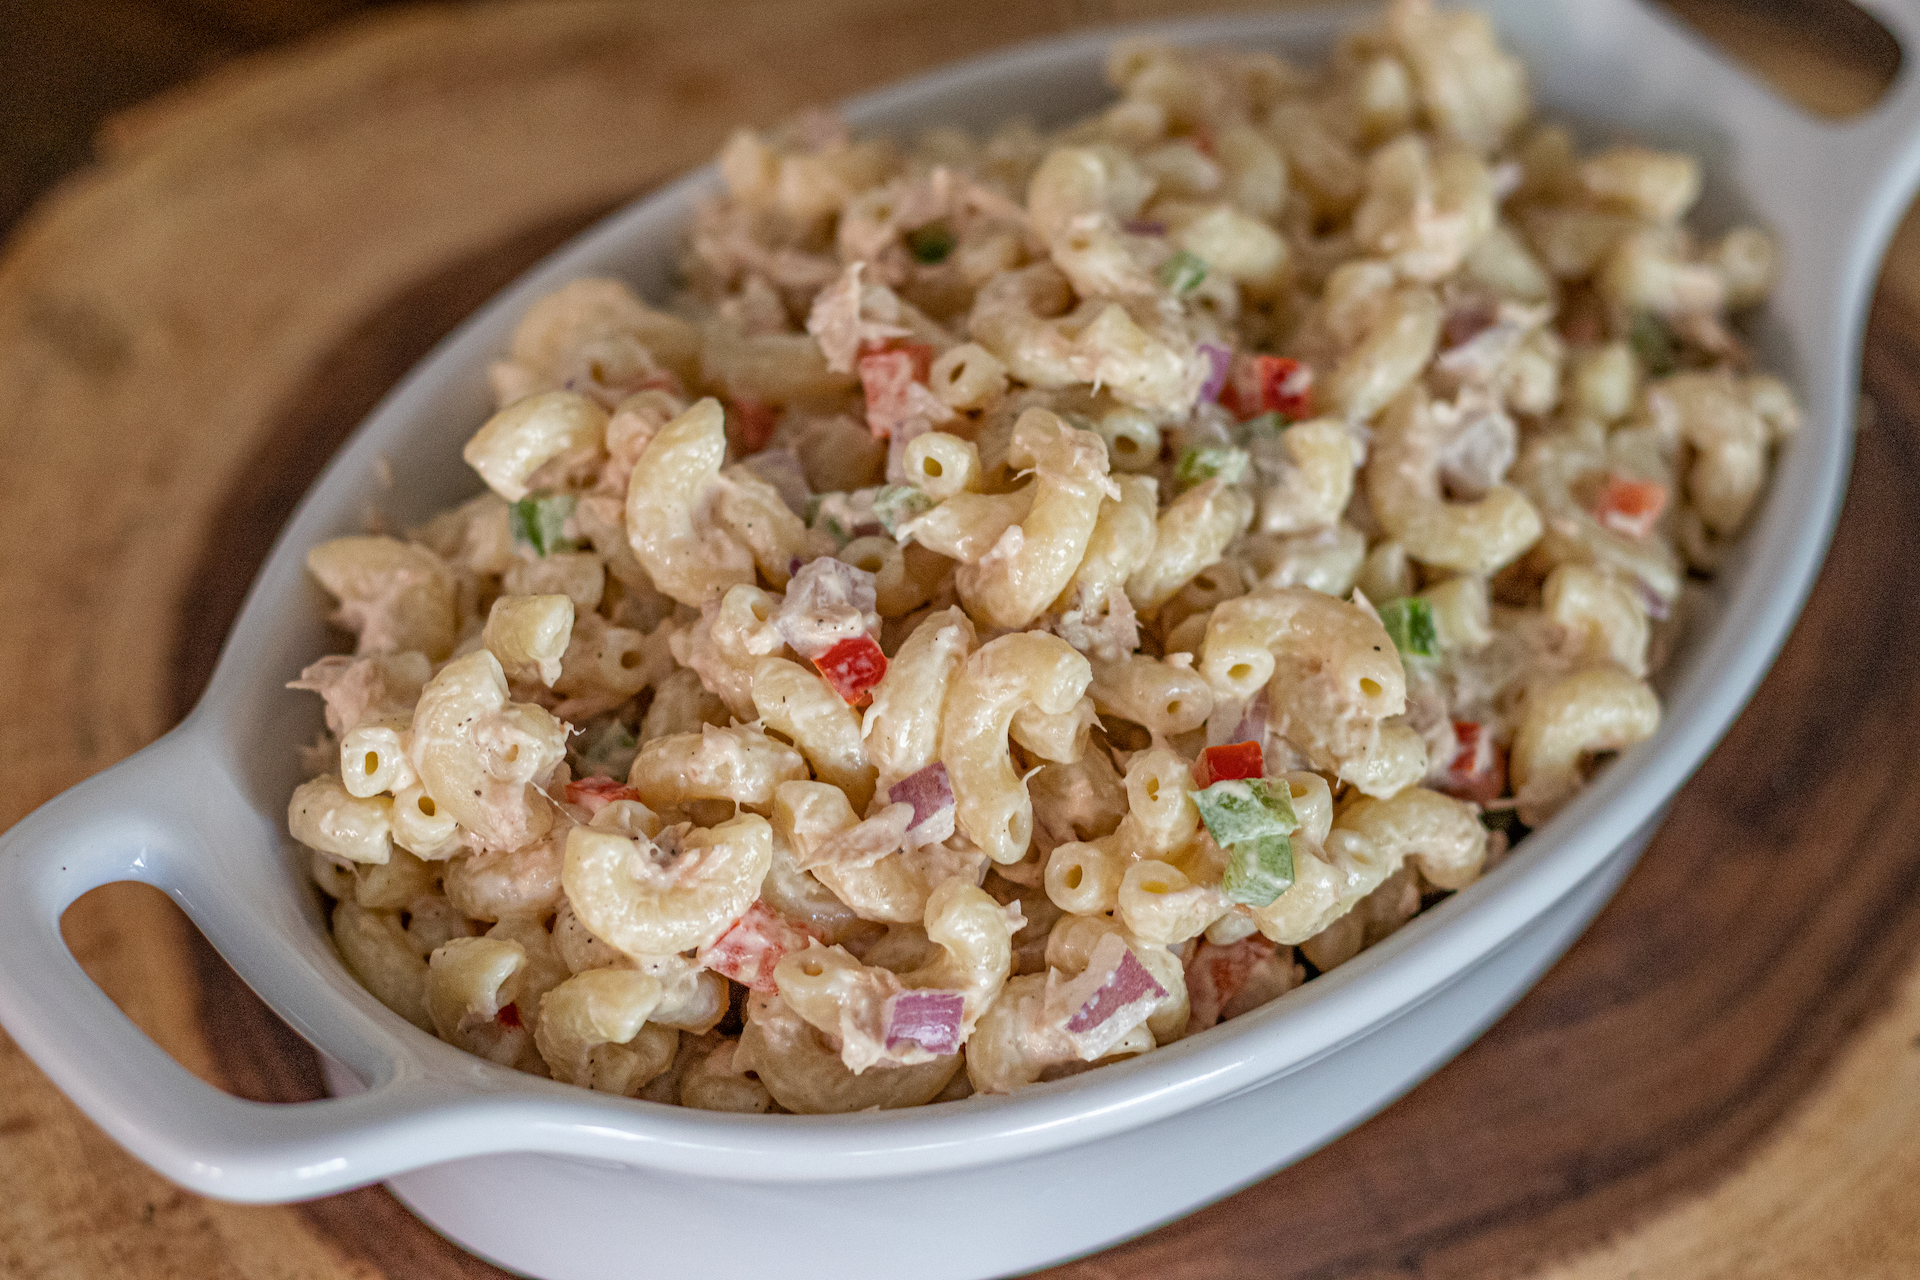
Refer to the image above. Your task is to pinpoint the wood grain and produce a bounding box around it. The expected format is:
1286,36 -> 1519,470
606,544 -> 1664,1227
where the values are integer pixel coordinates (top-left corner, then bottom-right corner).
2,2 -> 1917,1278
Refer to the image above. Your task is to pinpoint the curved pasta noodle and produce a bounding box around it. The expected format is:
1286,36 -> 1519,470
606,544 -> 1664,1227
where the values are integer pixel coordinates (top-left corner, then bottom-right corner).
1325,286 -> 1442,424
627,723 -> 808,814
426,936 -> 537,1069
1118,860 -> 1229,945
535,969 -> 679,1093
1367,387 -> 1542,574
1648,371 -> 1781,537
562,814 -> 774,956
738,993 -> 961,1113
1126,477 -> 1254,612
463,391 -> 607,502
1009,697 -> 1096,764
863,605 -> 975,790
1511,668 -> 1660,824
332,900 -> 431,1031
1057,473 -> 1158,613
712,465 -> 811,590
1088,654 -> 1213,740
752,656 -> 877,811
1253,781 -> 1480,944
954,409 -> 1115,629
625,398 -> 756,605
679,1037 -> 775,1112
1333,786 -> 1488,892
442,827 -> 567,922
907,487 -> 1037,563
941,632 -> 1094,864
1544,564 -> 1649,677
483,593 -> 574,688
408,650 -> 567,852
1252,419 -> 1359,536
290,776 -> 393,865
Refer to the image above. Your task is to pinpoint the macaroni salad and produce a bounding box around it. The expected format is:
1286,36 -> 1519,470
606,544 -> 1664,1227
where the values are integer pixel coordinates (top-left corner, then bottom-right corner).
290,0 -> 1798,1112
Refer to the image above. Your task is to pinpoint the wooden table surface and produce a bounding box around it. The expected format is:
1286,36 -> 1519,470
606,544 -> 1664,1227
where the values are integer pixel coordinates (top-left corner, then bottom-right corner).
4,2 -> 1920,1277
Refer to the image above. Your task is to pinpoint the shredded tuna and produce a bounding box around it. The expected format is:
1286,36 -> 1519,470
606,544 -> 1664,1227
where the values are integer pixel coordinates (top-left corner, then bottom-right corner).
691,198 -> 841,292
775,557 -> 881,659
1431,387 -> 1517,499
1184,936 -> 1298,1031
1433,300 -> 1551,389
793,802 -> 915,871
857,345 -> 954,440
805,263 -> 913,374
1052,588 -> 1139,663
288,652 -> 431,736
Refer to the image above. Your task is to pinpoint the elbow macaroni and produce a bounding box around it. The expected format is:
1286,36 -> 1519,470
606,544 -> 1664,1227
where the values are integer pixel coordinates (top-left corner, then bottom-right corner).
942,632 -> 1093,864
625,398 -> 757,605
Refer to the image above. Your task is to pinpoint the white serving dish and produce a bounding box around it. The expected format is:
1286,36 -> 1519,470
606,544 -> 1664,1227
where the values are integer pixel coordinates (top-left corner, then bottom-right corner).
3,2 -> 1919,1276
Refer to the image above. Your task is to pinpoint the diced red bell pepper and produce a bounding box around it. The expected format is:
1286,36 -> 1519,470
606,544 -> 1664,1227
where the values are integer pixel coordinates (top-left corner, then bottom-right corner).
1192,740 -> 1264,788
1255,355 -> 1313,418
727,397 -> 780,453
495,1002 -> 523,1029
697,901 -> 814,993
1593,475 -> 1668,539
814,633 -> 888,706
565,776 -> 643,816
1223,354 -> 1314,420
1438,720 -> 1507,807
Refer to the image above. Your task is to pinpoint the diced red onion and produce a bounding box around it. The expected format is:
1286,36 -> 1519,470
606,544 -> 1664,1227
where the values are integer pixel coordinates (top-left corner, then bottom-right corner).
884,989 -> 965,1055
1198,342 -> 1232,403
1123,218 -> 1167,236
739,446 -> 812,517
889,762 -> 955,841
1066,948 -> 1168,1034
1634,578 -> 1673,620
1207,687 -> 1269,749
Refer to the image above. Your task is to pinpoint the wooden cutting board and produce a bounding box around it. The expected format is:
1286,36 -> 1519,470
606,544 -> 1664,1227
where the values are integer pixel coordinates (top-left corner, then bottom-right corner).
4,2 -> 1919,1276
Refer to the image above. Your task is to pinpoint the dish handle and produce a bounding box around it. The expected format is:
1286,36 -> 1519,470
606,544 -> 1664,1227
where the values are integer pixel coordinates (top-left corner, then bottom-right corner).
0,726 -> 497,1203
1654,0 -> 1920,275
1808,0 -> 1920,249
